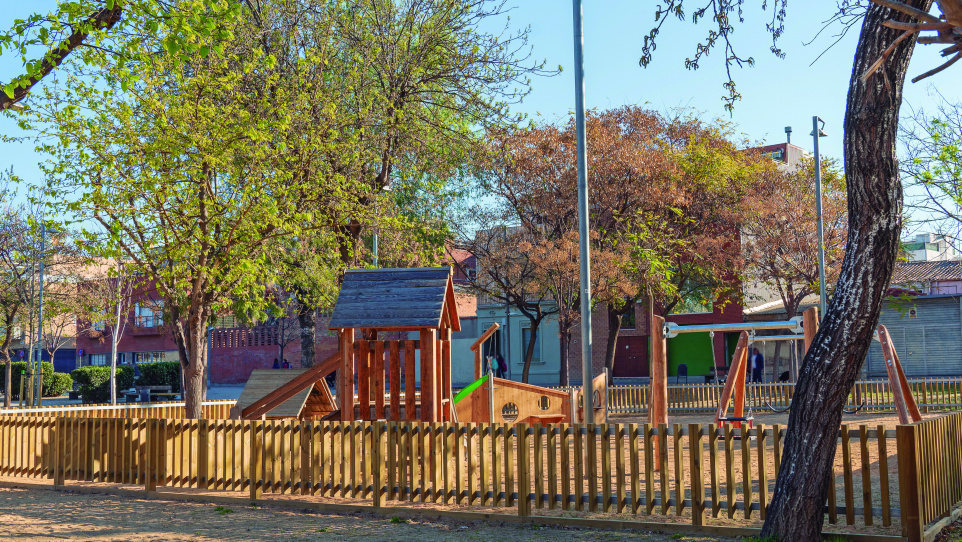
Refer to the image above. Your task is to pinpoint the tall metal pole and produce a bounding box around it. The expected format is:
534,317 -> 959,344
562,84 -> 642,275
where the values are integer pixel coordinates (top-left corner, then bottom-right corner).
572,0 -> 594,422
34,224 -> 46,406
812,116 -> 827,316
373,232 -> 379,268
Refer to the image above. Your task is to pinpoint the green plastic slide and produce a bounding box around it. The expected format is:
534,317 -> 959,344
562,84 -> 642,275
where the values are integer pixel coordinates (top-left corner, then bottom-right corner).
453,374 -> 489,405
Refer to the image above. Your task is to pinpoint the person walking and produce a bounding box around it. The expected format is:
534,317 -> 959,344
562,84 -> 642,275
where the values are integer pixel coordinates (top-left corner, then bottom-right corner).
272,358 -> 280,369
751,348 -> 764,382
496,353 -> 507,379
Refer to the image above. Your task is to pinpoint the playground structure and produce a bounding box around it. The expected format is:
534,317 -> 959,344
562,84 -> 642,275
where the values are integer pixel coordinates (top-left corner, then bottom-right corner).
235,267 -> 580,425
452,322 -> 589,424
652,308 -> 816,431
651,307 -> 923,430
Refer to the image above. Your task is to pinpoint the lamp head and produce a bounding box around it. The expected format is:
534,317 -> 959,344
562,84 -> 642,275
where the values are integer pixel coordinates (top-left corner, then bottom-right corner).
811,117 -> 828,138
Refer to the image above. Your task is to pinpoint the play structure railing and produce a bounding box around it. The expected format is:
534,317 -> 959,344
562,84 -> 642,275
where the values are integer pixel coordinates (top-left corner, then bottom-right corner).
575,377 -> 962,414
0,400 -> 234,420
897,411 -> 962,541
0,415 -> 922,535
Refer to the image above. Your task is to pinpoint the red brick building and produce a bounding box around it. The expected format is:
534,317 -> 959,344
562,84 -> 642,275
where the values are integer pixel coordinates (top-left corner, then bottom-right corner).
75,280 -> 340,385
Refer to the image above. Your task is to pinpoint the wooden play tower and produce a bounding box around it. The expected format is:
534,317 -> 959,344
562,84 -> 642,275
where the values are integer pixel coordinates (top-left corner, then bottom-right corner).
329,267 -> 460,422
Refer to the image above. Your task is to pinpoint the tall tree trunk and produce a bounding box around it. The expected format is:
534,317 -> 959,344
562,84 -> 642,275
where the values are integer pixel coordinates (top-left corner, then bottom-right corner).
603,306 -> 622,383
2,352 -> 10,408
109,281 -> 123,405
559,327 -> 570,387
761,2 -> 927,539
298,304 -> 316,368
520,317 -> 541,383
174,307 -> 210,419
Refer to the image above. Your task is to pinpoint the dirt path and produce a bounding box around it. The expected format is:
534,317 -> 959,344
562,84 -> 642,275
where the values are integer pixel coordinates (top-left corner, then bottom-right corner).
0,486 -> 745,542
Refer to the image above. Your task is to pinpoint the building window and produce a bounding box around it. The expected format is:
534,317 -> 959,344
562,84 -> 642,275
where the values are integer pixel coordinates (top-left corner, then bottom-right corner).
521,327 -> 542,364
134,301 -> 164,328
89,353 -> 107,366
133,351 -> 167,364
621,305 -> 636,330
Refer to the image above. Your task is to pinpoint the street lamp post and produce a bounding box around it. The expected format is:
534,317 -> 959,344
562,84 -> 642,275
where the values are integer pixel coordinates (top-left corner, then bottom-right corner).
811,116 -> 828,317
572,0 -> 594,421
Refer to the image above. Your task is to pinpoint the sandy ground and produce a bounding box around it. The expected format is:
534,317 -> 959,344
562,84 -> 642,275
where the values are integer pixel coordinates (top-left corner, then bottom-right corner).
0,486 -> 746,542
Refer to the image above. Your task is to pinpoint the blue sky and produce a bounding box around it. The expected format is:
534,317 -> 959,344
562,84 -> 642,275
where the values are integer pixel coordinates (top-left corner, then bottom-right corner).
2,2 -> 961,197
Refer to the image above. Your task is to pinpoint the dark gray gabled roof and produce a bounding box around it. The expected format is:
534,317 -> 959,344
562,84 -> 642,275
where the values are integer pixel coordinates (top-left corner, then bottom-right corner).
329,267 -> 460,331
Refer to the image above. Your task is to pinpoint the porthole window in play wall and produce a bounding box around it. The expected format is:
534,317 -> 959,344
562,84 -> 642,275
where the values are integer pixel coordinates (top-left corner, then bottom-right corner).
538,395 -> 550,410
501,402 -> 519,423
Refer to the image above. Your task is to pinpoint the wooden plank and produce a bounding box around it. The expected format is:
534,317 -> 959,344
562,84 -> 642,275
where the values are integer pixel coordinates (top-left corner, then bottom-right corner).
740,425 -> 751,519
587,424 -> 598,512
601,425 -> 611,513
858,425 -> 873,526
629,424 -> 640,515
842,424 -> 855,525
615,424 -> 625,514
341,331 -> 355,422
505,424 -> 516,507
709,424 -> 719,518
644,423 -> 654,515
535,424 -> 545,510
877,424 -> 891,527
561,424 -> 571,511
493,424 -> 503,507
374,341 -> 386,420
389,342 -> 401,421
548,424 -> 558,510
358,340 -> 371,421
659,424 -> 669,515
404,341 -> 416,420
420,330 -> 437,422
725,425 -> 735,519
757,425 -> 768,521
673,423 -> 684,516
690,423 -> 705,526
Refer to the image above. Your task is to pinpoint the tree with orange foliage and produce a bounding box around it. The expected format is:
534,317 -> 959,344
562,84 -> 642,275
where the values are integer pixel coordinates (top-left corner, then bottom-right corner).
742,156 -> 848,378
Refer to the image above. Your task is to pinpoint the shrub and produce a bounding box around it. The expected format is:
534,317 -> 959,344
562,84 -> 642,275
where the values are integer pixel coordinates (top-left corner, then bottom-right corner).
0,361 -> 57,399
71,365 -> 135,404
136,361 -> 181,392
43,372 -> 73,397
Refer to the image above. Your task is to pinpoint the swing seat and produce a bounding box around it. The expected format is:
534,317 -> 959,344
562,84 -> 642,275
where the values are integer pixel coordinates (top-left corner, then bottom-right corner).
718,416 -> 755,440
718,415 -> 754,430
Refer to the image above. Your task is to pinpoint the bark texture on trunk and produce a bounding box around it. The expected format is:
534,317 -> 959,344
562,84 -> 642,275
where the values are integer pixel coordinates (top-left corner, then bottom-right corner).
3,355 -> 10,408
298,304 -> 316,368
761,2 -> 929,539
520,320 -> 538,383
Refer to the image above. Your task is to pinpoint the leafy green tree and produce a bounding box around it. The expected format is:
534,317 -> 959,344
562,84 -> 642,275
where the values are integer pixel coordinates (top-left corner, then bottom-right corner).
23,0 -> 359,418
900,96 -> 962,248
1,1 -> 238,110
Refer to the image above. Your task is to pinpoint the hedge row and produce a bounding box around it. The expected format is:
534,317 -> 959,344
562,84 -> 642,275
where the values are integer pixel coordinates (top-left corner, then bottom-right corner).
70,366 -> 135,404
0,361 -> 73,398
136,361 -> 181,393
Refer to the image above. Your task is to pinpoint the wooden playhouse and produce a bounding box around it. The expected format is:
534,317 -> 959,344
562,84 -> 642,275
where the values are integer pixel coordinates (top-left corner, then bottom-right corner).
329,267 -> 460,422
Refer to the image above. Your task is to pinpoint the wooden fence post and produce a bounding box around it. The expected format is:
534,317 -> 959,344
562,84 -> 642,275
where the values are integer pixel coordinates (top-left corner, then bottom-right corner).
53,417 -> 65,486
372,422 -> 382,508
897,424 -> 923,542
517,424 -> 529,518
250,421 -> 263,500
689,423 -> 704,526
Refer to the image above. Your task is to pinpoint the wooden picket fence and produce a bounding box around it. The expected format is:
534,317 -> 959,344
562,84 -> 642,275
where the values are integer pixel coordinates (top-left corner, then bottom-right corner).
0,414 -> 914,534
897,411 -> 962,541
597,378 -> 962,414
0,400 -> 234,420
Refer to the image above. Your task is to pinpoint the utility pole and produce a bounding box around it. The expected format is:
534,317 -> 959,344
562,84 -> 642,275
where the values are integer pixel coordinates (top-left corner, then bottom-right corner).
572,0 -> 594,422
811,116 -> 828,317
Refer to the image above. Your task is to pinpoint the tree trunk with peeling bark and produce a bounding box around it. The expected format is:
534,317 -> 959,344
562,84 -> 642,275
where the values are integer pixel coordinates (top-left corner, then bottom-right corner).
761,2 -> 930,539
298,304 -> 316,368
